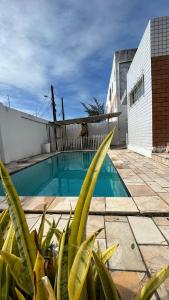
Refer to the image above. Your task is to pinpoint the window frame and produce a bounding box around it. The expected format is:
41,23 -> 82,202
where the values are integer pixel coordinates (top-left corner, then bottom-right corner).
129,75 -> 144,106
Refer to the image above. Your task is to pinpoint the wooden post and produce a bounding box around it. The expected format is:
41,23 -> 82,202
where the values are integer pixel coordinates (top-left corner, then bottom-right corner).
61,97 -> 65,120
51,85 -> 56,122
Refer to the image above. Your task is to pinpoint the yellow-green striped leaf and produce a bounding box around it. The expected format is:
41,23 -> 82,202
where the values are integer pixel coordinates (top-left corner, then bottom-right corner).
42,221 -> 57,255
33,252 -> 45,300
93,251 -> 119,300
0,210 -> 10,241
101,244 -> 118,264
0,251 -> 33,295
0,223 -> 15,299
0,210 -> 10,232
68,128 -> 115,272
38,205 -> 47,246
0,160 -> 36,291
87,265 -> 97,300
68,231 -> 101,300
41,276 -> 56,300
15,288 -> 26,300
135,265 -> 169,300
56,218 -> 70,300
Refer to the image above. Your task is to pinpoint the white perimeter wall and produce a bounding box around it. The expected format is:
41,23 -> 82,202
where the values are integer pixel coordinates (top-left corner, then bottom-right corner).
127,22 -> 152,157
0,104 -> 50,163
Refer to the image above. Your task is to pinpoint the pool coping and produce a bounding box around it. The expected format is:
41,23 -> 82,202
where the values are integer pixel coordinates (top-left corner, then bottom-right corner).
1,195 -> 169,217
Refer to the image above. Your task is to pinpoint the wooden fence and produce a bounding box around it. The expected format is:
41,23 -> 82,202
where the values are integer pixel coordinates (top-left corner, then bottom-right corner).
57,134 -> 106,151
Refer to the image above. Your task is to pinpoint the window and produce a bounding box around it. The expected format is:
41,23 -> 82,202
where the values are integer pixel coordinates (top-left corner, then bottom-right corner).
109,88 -> 112,101
130,76 -> 144,106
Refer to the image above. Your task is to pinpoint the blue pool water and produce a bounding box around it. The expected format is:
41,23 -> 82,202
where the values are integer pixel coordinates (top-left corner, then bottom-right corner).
0,152 -> 129,197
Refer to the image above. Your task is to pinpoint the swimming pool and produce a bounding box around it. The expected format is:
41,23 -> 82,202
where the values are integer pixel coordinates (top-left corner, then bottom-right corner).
0,152 -> 129,197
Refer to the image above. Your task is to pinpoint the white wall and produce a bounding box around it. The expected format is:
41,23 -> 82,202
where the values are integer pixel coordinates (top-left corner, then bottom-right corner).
127,22 -> 153,157
105,54 -> 117,114
105,50 -> 136,145
105,54 -> 121,144
64,121 -> 117,137
0,104 -> 50,163
57,121 -> 118,145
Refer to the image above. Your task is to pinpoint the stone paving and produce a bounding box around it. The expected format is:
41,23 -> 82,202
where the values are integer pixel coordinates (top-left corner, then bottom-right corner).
5,152 -> 59,173
1,149 -> 169,299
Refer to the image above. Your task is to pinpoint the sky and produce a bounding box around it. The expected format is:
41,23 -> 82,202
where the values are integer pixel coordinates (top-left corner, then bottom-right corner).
0,0 -> 169,120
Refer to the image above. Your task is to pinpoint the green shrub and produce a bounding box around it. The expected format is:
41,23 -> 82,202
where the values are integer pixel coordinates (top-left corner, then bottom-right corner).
0,128 -> 168,300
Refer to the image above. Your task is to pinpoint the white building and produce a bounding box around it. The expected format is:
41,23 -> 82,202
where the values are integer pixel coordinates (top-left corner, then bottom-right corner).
127,16 -> 169,157
105,49 -> 136,146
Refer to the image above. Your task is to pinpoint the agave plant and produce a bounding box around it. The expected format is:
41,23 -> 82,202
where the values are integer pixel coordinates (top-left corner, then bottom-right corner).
0,127 -> 168,300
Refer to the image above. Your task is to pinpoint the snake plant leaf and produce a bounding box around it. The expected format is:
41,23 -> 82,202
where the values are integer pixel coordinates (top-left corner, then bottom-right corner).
30,229 -> 40,254
41,221 -> 57,255
41,276 -> 56,300
45,218 -> 62,241
0,223 -> 15,300
0,231 -> 3,250
0,210 -> 7,224
54,228 -> 62,241
56,217 -> 71,300
135,265 -> 169,300
1,265 -> 10,300
68,230 -> 101,300
0,210 -> 10,244
92,243 -> 119,281
87,265 -> 97,300
38,205 -> 47,246
68,128 -> 115,271
0,251 -> 33,296
15,288 -> 26,300
101,244 -> 119,264
0,210 -> 10,233
33,252 -> 45,300
93,251 -> 120,300
0,160 -> 36,283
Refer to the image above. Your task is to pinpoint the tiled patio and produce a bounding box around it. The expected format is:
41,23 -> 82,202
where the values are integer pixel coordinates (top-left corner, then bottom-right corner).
1,149 -> 169,299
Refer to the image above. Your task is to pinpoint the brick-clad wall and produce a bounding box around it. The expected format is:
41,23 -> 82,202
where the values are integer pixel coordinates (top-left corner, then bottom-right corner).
152,55 -> 169,147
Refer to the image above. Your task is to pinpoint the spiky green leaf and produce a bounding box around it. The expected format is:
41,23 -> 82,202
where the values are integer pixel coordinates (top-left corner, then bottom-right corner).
56,218 -> 71,300
0,251 -> 33,295
68,128 -> 115,271
38,205 -> 47,246
0,160 -> 36,290
0,223 -> 15,299
68,230 -> 101,300
101,244 -> 118,264
93,251 -> 119,300
41,276 -> 56,300
41,221 -> 57,255
135,265 -> 169,300
0,210 -> 10,232
34,252 -> 45,300
15,288 -> 26,300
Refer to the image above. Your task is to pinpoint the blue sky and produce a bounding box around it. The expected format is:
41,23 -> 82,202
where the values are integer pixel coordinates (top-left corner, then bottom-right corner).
0,0 -> 169,120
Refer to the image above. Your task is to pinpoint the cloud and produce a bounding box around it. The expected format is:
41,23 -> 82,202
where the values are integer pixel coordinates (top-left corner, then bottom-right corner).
0,0 -> 124,117
0,0 -> 169,118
